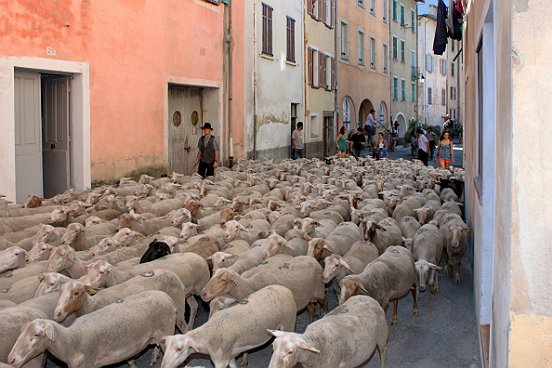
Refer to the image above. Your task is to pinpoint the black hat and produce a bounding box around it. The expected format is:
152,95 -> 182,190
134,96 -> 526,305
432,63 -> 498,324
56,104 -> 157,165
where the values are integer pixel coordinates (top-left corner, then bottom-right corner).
201,122 -> 213,130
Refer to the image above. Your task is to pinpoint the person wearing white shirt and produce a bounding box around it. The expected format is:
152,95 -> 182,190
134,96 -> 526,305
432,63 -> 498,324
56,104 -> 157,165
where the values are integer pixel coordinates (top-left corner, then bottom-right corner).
416,128 -> 430,166
364,109 -> 378,145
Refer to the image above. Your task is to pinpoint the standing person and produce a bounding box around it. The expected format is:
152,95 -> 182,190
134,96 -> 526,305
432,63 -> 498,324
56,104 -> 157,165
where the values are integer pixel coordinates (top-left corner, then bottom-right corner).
194,122 -> 219,178
416,128 -> 430,166
375,132 -> 388,159
291,122 -> 304,160
426,127 -> 436,160
364,109 -> 378,147
435,130 -> 455,170
336,126 -> 347,158
443,114 -> 452,132
349,128 -> 366,159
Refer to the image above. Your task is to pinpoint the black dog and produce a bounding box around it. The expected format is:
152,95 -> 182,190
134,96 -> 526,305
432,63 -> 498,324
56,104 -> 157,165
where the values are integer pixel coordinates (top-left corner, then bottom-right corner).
139,240 -> 171,263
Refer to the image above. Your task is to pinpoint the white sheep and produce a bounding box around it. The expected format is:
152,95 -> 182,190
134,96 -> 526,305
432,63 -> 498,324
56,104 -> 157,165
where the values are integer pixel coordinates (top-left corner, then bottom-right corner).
161,285 -> 297,368
399,216 -> 421,239
297,218 -> 337,241
411,224 -> 445,293
27,242 -> 56,262
306,222 -> 363,261
268,295 -> 388,368
8,290 -> 176,368
0,246 -> 28,274
322,241 -> 379,290
53,269 -> 187,332
339,246 -> 417,326
439,214 -> 471,283
360,217 -> 403,255
201,256 -> 326,322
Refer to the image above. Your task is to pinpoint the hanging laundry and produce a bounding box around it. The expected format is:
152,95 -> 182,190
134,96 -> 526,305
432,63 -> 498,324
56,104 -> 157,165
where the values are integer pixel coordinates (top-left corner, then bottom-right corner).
433,0 -> 448,55
448,1 -> 463,41
456,0 -> 464,15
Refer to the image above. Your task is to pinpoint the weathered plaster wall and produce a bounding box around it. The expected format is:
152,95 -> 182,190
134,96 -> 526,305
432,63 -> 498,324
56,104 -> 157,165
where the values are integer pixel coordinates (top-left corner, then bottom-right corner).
0,0 -> 224,181
242,0 -> 304,159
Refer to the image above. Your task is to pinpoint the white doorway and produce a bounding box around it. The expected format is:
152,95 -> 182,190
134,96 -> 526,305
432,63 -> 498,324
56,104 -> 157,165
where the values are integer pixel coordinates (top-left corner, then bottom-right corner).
14,71 -> 72,202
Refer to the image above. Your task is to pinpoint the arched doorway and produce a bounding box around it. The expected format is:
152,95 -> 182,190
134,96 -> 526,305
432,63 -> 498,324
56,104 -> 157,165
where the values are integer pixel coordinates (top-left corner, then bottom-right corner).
358,99 -> 374,128
395,113 -> 407,137
342,96 -> 355,130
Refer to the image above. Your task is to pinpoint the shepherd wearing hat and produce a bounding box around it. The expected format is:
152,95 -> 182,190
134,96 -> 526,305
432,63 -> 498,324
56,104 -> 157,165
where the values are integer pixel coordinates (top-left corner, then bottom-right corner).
194,122 -> 220,178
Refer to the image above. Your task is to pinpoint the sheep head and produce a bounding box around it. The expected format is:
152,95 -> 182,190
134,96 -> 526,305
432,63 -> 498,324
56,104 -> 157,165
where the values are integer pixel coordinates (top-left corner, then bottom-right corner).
8,319 -> 54,368
200,268 -> 239,302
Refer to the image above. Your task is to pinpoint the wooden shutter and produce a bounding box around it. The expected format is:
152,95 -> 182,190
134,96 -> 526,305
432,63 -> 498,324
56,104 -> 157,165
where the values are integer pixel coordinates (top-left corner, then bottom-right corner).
321,0 -> 327,25
319,53 -> 326,89
329,0 -> 335,28
268,6 -> 273,55
307,0 -> 314,17
308,48 -> 314,87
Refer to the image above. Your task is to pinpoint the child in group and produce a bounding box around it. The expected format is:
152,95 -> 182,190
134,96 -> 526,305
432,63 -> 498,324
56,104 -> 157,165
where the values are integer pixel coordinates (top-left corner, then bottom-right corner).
375,132 -> 387,159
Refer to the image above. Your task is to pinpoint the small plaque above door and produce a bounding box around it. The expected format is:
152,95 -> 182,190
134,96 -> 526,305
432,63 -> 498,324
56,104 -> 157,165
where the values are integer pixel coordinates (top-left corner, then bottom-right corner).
173,111 -> 182,127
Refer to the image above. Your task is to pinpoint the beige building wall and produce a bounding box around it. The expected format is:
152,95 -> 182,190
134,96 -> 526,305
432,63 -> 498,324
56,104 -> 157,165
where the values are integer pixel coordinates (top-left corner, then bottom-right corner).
390,0 -> 422,136
463,0 -> 552,367
304,0 -> 336,158
337,0 -> 390,143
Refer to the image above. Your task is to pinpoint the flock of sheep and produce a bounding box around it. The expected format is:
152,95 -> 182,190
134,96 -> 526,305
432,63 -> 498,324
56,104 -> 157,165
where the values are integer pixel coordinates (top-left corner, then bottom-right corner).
0,155 -> 469,368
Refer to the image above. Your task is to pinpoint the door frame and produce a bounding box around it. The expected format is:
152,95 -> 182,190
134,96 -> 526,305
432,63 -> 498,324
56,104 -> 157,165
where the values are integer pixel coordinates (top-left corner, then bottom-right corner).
0,57 -> 90,203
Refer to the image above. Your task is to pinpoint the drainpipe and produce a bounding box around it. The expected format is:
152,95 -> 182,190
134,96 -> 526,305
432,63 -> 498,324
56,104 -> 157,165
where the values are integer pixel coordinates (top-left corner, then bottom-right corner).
252,2 -> 258,159
333,0 -> 339,150
388,0 -> 393,128
226,2 -> 234,167
222,4 -> 229,166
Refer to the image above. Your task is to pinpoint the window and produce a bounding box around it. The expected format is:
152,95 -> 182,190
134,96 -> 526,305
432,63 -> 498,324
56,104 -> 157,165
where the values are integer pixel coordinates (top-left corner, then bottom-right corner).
441,88 -> 446,105
411,82 -> 416,102
411,50 -> 416,78
400,4 -> 405,25
358,30 -> 365,65
426,54 -> 434,72
439,59 -> 448,75
383,0 -> 388,22
262,4 -> 273,56
383,43 -> 388,73
401,78 -> 406,101
428,87 -> 432,105
410,9 -> 415,31
393,77 -> 399,101
452,40 -> 455,52
323,0 -> 334,28
400,39 -> 405,62
319,52 -> 327,89
392,36 -> 398,60
451,62 -> 455,77
370,37 -> 376,69
340,21 -> 349,59
308,47 -> 319,87
450,86 -> 457,100
286,17 -> 296,63
308,0 -> 319,20
326,56 -> 334,91
392,0 -> 397,21
370,0 -> 375,13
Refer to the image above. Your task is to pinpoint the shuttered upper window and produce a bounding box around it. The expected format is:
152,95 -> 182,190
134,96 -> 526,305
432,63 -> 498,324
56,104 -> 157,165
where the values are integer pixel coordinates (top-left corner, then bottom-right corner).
286,17 -> 296,63
262,4 -> 273,56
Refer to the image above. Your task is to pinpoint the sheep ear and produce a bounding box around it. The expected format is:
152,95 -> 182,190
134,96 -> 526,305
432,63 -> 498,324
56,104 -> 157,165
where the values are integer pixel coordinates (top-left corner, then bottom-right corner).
267,329 -> 286,338
428,262 -> 442,271
322,244 -> 333,253
356,279 -> 368,293
463,227 -> 472,233
339,258 -> 353,272
43,321 -> 55,342
296,338 -> 320,354
38,273 -> 46,282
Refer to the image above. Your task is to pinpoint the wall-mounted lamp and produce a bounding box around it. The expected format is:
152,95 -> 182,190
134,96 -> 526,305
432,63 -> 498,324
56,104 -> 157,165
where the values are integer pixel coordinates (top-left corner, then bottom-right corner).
418,74 -> 425,84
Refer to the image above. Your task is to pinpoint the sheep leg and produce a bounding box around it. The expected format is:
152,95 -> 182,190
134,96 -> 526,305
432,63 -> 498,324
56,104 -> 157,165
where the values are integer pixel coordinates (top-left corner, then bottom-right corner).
378,343 -> 388,368
186,295 -> 199,328
317,297 -> 329,316
454,258 -> 461,283
149,346 -> 160,367
411,285 -> 419,316
128,360 -> 138,368
239,353 -> 249,367
390,299 -> 399,326
430,270 -> 439,294
307,302 -> 316,322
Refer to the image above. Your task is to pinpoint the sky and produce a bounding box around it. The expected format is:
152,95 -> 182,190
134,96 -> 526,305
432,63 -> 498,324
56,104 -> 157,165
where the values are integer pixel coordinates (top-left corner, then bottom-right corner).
418,0 -> 438,15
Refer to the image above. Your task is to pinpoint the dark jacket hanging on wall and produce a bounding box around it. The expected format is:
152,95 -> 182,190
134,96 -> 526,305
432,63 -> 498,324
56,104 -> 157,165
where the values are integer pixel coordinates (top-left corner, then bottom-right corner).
433,0 -> 448,55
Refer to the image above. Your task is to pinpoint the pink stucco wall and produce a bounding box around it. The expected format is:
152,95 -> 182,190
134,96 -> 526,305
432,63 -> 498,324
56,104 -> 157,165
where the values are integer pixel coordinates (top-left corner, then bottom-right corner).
0,0 -> 224,180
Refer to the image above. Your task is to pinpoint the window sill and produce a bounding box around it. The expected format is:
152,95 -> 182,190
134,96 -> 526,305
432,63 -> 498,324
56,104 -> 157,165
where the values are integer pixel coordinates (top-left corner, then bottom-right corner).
341,55 -> 349,62
285,60 -> 297,66
260,53 -> 275,61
